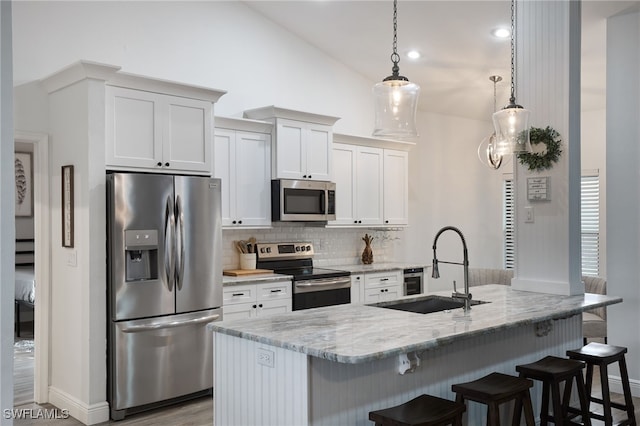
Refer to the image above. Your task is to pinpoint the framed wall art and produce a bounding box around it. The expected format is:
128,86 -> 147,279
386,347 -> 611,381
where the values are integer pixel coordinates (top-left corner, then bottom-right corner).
61,165 -> 74,248
14,152 -> 33,217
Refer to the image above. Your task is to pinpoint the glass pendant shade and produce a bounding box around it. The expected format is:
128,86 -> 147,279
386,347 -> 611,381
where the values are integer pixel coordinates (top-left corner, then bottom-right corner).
492,105 -> 531,155
372,78 -> 420,139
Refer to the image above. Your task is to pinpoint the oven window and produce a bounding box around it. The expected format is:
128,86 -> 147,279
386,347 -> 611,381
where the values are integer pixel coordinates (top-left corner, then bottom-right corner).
284,188 -> 325,214
293,288 -> 350,310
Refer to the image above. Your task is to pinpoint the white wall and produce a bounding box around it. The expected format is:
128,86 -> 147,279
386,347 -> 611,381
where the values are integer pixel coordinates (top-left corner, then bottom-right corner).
10,1 -> 504,422
606,7 -> 640,390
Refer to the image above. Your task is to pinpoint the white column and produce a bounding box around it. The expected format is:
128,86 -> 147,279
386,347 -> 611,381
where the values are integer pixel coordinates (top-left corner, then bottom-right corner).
511,0 -> 583,295
606,9 -> 640,392
0,0 -> 14,423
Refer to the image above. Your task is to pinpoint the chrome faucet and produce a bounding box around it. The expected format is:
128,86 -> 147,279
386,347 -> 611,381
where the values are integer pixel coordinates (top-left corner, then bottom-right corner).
431,226 -> 472,312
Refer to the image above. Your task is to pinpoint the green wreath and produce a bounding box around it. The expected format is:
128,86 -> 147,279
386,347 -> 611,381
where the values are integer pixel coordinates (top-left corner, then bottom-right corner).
517,126 -> 562,171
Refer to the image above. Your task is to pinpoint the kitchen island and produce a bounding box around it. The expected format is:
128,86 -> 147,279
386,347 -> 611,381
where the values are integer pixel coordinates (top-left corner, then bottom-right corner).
209,285 -> 622,425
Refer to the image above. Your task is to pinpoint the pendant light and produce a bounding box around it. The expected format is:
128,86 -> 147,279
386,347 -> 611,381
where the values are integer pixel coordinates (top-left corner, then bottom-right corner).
478,75 -> 506,169
492,0 -> 532,155
372,0 -> 420,140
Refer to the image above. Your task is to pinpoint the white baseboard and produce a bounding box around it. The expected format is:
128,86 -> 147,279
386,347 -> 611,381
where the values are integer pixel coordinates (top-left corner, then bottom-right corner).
49,387 -> 109,425
609,374 -> 640,398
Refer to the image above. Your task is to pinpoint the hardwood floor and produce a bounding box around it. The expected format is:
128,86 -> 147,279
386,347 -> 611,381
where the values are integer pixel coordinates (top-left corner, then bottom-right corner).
12,333 -> 640,425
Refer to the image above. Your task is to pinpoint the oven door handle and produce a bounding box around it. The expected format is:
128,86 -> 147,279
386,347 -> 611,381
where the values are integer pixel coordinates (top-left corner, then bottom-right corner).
294,276 -> 351,293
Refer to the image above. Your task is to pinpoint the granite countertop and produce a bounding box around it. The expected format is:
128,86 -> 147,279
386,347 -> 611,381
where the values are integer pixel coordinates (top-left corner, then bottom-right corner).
330,262 -> 429,274
223,273 -> 293,286
209,284 -> 622,364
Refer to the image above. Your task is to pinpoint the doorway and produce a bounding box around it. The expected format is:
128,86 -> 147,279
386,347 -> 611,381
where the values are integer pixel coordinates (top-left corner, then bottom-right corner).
14,131 -> 50,406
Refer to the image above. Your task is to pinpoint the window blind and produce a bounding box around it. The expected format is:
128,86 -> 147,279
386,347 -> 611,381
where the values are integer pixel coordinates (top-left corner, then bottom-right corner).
503,174 -> 600,275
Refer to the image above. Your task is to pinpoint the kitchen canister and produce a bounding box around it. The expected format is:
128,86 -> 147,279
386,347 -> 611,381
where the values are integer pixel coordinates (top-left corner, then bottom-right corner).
240,253 -> 257,270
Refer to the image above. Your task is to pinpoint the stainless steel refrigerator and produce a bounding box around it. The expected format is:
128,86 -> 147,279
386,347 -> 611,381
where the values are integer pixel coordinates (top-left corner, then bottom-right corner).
106,172 -> 222,420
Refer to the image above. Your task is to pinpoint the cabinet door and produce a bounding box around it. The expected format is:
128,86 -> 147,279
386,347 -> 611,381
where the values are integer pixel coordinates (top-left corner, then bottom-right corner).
364,287 -> 388,304
383,150 -> 409,225
330,143 -> 357,225
350,274 -> 364,304
356,147 -> 384,225
213,129 -> 236,227
106,86 -> 163,170
234,131 -> 271,227
223,303 -> 257,321
274,119 -> 305,179
163,97 -> 212,173
305,123 -> 332,181
383,285 -> 402,301
257,299 -> 291,317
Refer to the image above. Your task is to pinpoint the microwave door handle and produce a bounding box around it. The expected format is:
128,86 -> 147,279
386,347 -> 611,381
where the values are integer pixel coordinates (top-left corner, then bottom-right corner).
320,190 -> 326,214
175,195 -> 185,290
164,195 -> 175,292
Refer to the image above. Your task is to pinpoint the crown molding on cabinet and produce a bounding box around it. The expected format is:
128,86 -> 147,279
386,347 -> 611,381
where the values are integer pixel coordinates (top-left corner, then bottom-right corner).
333,133 -> 415,151
40,60 -> 227,103
243,105 -> 340,126
215,116 -> 273,134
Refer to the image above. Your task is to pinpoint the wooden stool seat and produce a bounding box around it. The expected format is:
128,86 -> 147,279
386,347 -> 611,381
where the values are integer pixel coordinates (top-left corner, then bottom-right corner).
516,356 -> 592,425
452,372 -> 536,426
368,394 -> 466,426
567,342 -> 636,426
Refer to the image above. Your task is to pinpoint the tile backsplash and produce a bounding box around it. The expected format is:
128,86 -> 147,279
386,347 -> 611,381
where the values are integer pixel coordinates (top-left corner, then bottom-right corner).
222,224 -> 404,269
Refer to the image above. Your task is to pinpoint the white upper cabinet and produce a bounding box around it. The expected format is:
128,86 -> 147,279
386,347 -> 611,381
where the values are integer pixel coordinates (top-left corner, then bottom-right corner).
214,117 -> 272,228
383,150 -> 409,225
243,106 -> 340,182
106,86 -> 213,174
330,134 -> 413,227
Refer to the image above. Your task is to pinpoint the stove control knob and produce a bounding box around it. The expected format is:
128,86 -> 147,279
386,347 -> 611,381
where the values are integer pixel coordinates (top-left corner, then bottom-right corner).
266,247 -> 272,253
306,245 -> 312,251
260,247 -> 266,253
295,246 -> 301,252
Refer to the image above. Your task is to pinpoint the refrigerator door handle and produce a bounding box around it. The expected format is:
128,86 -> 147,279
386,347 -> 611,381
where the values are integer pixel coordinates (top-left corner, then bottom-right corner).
164,195 -> 176,292
119,314 -> 221,333
175,195 -> 186,290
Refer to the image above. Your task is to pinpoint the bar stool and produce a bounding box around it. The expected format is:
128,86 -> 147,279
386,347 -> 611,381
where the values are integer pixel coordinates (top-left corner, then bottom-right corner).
516,356 -> 592,425
567,342 -> 637,426
368,394 -> 466,426
451,372 -> 536,426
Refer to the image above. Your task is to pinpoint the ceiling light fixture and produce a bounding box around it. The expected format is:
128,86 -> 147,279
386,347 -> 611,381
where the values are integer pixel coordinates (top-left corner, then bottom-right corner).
492,28 -> 510,38
372,0 -> 420,140
492,0 -> 531,155
407,50 -> 421,60
478,75 -> 507,169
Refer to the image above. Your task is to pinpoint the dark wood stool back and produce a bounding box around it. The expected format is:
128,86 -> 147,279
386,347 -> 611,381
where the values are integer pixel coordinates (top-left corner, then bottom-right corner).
516,356 -> 592,425
451,372 -> 536,426
567,342 -> 636,426
368,394 -> 466,426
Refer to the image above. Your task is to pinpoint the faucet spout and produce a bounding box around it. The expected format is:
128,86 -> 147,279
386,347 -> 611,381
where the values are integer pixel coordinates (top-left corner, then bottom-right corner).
431,226 -> 472,311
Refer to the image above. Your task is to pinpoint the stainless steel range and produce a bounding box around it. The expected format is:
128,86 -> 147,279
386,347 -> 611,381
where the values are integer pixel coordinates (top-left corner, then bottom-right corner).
255,242 -> 351,310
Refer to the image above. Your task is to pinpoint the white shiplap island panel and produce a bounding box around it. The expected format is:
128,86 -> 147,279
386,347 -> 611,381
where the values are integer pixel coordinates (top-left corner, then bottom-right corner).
210,285 -> 622,425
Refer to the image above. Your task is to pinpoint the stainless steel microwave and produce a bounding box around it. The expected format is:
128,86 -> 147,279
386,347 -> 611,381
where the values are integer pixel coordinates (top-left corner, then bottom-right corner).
271,179 -> 336,222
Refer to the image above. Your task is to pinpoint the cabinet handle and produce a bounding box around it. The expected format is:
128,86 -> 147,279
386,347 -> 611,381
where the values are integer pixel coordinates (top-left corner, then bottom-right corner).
358,220 -> 362,224
252,304 -> 257,309
380,278 -> 389,282
258,304 -> 263,308
356,277 -> 360,280
354,220 -> 358,224
308,175 -> 312,179
303,175 -> 308,178
385,220 -> 389,224
238,220 -> 242,224
164,162 -> 170,167
385,289 -> 389,292
232,220 -> 237,224
157,162 -> 162,167
232,293 -> 245,297
270,289 -> 282,293
380,289 -> 384,293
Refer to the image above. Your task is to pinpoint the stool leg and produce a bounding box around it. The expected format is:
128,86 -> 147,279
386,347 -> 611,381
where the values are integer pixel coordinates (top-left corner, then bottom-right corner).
618,356 -> 637,425
575,372 -> 592,426
585,363 -> 594,404
600,364 -> 613,426
522,390 -> 536,426
551,381 -> 564,426
562,376 -> 574,416
512,395 -> 523,426
487,401 -> 500,426
541,381 -> 550,426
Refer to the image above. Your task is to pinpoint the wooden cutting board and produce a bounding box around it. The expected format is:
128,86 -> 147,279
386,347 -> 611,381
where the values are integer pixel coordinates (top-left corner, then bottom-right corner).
223,269 -> 274,276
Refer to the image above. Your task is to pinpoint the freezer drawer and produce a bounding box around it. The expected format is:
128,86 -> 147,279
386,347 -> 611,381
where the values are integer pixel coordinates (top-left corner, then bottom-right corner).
109,308 -> 221,418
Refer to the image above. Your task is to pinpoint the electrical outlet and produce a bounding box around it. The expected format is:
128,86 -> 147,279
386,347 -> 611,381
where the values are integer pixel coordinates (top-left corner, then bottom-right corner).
525,206 -> 534,223
257,348 -> 275,368
67,250 -> 77,267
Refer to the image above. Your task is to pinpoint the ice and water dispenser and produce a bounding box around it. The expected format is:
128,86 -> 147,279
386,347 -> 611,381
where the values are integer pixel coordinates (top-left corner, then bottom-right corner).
124,230 -> 159,281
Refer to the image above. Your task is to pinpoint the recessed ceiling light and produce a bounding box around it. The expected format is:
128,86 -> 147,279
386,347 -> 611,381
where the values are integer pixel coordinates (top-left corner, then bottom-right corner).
492,28 -> 510,38
407,50 -> 421,60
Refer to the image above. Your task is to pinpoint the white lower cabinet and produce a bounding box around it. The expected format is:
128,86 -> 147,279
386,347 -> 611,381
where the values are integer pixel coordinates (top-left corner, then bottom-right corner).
222,280 -> 291,321
350,274 -> 364,304
363,270 -> 403,304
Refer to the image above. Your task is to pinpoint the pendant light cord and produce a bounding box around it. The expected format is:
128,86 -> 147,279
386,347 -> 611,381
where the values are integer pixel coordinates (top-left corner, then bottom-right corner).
390,0 -> 400,76
509,0 -> 517,104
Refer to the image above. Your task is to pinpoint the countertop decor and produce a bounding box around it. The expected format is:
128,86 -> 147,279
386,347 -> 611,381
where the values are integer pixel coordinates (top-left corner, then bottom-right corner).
361,233 -> 374,264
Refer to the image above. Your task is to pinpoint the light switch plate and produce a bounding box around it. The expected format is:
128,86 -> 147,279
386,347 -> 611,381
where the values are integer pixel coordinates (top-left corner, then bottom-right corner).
67,250 -> 77,267
525,206 -> 534,223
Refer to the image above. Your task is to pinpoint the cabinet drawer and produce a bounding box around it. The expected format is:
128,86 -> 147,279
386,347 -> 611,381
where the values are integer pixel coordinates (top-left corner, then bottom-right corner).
257,281 -> 291,302
364,270 -> 402,288
223,285 -> 256,305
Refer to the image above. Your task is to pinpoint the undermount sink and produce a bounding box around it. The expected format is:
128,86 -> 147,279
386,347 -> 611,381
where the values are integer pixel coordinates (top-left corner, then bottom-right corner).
370,295 -> 489,314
